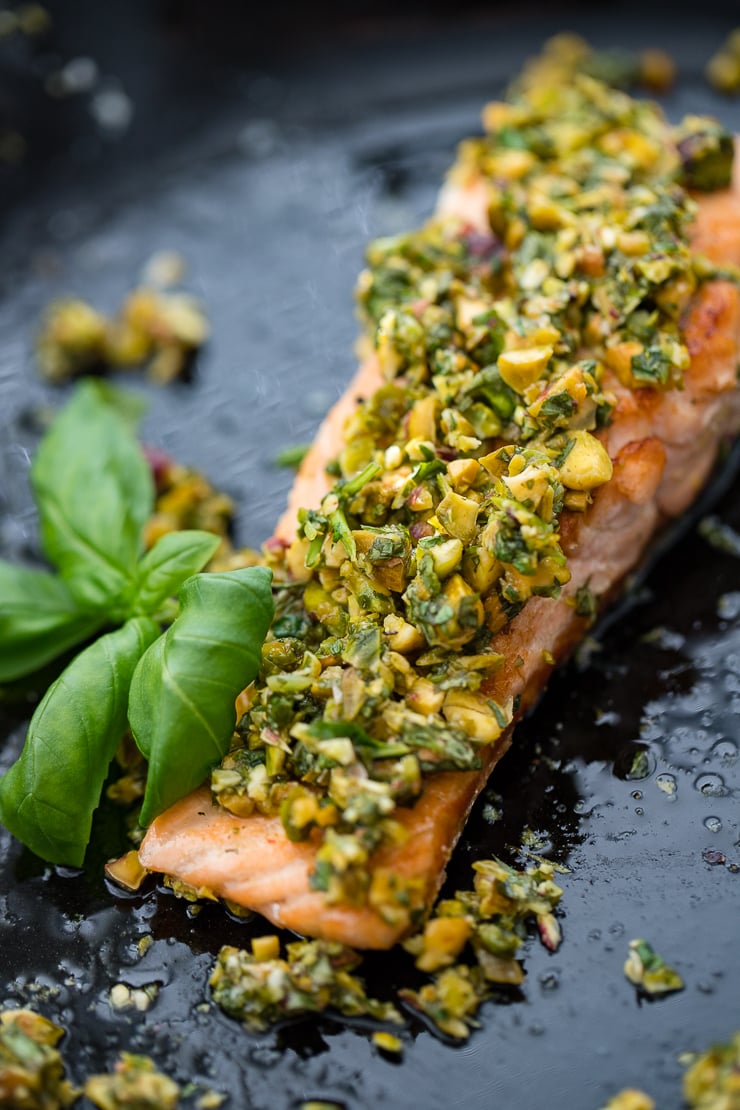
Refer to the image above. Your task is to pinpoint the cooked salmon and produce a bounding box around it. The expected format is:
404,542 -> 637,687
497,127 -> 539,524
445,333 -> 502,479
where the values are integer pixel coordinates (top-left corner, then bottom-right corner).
139,102 -> 740,948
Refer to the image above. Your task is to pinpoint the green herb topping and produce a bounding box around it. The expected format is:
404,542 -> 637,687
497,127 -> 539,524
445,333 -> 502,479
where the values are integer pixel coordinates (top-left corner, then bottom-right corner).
84,1053 -> 180,1110
400,856 -> 562,1037
682,1031 -> 740,1109
0,1009 -> 76,1109
208,854 -> 563,1041
210,936 -> 402,1031
208,37 -> 734,919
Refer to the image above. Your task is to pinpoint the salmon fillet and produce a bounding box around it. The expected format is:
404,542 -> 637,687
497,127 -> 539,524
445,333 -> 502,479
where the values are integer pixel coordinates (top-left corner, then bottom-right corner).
139,116 -> 740,948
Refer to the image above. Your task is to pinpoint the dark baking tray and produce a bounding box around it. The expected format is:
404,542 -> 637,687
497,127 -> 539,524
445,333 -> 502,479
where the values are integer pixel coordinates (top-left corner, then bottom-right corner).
1,4 -> 739,1107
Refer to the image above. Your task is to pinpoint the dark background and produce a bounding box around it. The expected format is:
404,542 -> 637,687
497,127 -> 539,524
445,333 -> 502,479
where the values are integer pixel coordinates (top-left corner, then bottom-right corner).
1,3 -> 739,1108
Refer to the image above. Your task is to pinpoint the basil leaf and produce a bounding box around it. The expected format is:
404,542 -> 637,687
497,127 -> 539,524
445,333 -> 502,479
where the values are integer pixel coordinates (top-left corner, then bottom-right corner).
0,617 -> 159,865
31,381 -> 154,609
0,561 -> 104,682
130,530 -> 221,617
130,566 -> 274,825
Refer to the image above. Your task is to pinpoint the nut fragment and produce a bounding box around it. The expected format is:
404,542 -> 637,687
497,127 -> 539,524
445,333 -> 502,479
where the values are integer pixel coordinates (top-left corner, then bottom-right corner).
558,431 -> 613,491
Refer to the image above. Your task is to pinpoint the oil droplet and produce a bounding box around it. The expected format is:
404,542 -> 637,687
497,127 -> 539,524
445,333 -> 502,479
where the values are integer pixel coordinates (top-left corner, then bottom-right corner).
695,773 -> 728,797
538,971 -> 560,991
704,816 -> 722,833
631,790 -> 643,800
712,739 -> 738,762
656,773 -> 677,796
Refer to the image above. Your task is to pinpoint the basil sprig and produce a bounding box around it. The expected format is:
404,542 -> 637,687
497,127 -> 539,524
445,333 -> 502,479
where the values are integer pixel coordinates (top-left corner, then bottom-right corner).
0,383 -> 274,865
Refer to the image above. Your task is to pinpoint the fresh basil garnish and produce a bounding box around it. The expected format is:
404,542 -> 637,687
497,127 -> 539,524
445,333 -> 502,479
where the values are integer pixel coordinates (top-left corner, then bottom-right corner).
0,561 -> 104,682
0,617 -> 159,865
129,529 -> 221,618
31,380 -> 154,610
0,383 -> 276,865
129,566 -> 274,826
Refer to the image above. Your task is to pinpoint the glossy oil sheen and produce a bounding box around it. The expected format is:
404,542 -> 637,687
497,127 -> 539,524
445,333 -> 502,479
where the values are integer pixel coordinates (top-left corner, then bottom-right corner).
1,6 -> 739,1108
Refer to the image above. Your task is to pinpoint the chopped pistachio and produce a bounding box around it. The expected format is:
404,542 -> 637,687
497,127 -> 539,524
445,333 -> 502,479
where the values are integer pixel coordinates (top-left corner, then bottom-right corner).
405,676 -> 445,716
251,935 -> 281,961
0,1011 -> 77,1109
300,1103 -> 344,1110
624,938 -> 684,996
163,876 -> 219,903
144,456 -> 234,555
84,1054 -> 179,1110
443,690 -> 509,743
104,850 -> 148,893
372,1031 -> 404,1055
36,276 -> 209,386
447,458 -> 481,491
498,345 -> 553,392
682,1031 -> 740,1109
640,48 -> 675,92
436,492 -> 480,545
558,431 -> 613,491
706,49 -> 740,95
0,1010 -> 64,1048
400,965 -> 486,1040
415,916 -> 473,973
195,1092 -> 228,1110
382,612 -> 426,653
599,1091 -> 655,1110
36,300 -> 107,382
137,935 -> 153,959
401,855 -> 563,1037
698,515 -> 740,557
210,939 -> 402,1031
426,537 -> 464,579
706,29 -> 740,94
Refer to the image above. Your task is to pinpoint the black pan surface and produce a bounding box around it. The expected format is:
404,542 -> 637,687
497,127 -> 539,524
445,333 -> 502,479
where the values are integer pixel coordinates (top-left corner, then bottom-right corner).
1,4 -> 739,1107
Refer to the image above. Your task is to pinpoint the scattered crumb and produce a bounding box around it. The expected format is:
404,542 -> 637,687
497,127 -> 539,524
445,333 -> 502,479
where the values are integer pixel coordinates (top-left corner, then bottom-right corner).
372,1030 -> 404,1056
108,982 -> 160,1012
698,515 -> 740,557
624,939 -> 684,996
706,29 -> 740,94
85,1053 -> 179,1110
599,1091 -> 655,1110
